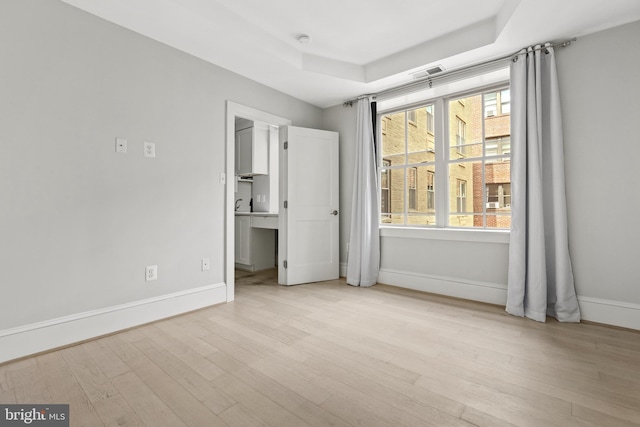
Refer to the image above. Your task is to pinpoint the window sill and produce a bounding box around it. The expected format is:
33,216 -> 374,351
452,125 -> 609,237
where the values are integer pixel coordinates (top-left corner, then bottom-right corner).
379,226 -> 510,244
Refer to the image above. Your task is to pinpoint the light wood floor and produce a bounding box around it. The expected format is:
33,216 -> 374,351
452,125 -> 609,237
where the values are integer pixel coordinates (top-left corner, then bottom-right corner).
1,270 -> 639,426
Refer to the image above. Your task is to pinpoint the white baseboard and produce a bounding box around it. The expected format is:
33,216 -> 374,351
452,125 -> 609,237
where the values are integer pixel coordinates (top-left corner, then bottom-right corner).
577,296 -> 640,330
0,283 -> 227,364
378,268 -> 507,305
377,269 -> 640,331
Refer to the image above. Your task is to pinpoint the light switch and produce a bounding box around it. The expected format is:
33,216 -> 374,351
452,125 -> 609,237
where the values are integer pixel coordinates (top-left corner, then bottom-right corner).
116,137 -> 127,153
144,142 -> 156,158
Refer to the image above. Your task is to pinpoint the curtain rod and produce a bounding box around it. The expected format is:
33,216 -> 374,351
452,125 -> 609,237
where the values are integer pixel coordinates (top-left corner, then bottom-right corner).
342,38 -> 576,107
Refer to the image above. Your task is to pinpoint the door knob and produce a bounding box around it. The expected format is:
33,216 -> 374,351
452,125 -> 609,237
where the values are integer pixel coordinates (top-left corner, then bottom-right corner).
331,210 -> 339,215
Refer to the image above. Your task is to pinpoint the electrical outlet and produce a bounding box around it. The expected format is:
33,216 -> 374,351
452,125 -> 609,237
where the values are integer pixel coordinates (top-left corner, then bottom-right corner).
144,141 -> 156,158
145,265 -> 158,281
115,137 -> 127,153
201,258 -> 210,271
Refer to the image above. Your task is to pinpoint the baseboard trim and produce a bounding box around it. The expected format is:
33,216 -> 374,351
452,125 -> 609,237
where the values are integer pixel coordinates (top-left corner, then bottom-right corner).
577,296 -> 640,331
377,269 -> 639,330
378,268 -> 507,305
0,283 -> 227,364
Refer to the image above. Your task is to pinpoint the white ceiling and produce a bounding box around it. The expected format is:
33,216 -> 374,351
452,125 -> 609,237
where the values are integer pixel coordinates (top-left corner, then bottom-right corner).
61,0 -> 640,108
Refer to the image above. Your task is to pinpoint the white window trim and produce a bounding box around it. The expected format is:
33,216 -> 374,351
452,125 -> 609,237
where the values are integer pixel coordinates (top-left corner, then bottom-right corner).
380,226 -> 510,244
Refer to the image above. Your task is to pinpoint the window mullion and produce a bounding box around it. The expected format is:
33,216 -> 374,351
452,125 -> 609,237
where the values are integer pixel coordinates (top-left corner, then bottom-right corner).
434,98 -> 447,228
482,95 -> 487,228
404,111 -> 409,225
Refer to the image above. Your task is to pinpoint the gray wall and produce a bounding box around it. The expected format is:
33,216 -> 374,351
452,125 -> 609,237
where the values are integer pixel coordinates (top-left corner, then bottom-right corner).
557,20 -> 640,305
0,0 -> 321,330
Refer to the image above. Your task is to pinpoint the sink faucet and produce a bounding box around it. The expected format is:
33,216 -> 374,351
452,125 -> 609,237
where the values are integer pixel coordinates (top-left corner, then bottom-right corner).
235,199 -> 243,211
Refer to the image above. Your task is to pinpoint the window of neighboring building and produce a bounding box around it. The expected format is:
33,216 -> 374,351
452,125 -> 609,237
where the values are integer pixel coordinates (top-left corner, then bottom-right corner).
408,167 -> 417,210
486,183 -> 511,209
407,109 -> 417,124
484,92 -> 497,117
426,170 -> 435,210
455,117 -> 466,155
456,179 -> 467,212
486,136 -> 511,158
379,86 -> 510,229
500,89 -> 510,115
426,105 -> 434,134
485,89 -> 510,117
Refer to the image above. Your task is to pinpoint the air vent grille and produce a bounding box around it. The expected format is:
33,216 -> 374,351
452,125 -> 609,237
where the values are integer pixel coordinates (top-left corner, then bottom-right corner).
411,65 -> 445,80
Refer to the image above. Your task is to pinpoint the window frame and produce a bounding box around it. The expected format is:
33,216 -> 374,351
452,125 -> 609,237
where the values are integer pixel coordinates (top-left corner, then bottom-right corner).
377,81 -> 511,234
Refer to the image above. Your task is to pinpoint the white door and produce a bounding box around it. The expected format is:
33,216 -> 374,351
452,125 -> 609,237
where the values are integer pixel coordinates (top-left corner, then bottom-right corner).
279,126 -> 339,285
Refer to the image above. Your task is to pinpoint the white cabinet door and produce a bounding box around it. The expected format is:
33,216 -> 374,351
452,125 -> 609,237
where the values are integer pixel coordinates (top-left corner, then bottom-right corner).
235,216 -> 252,266
236,123 -> 269,176
235,128 -> 253,176
279,126 -> 339,285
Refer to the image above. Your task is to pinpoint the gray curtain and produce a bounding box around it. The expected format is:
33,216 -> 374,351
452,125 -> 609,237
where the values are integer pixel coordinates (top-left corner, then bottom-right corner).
507,44 -> 581,322
346,97 -> 379,287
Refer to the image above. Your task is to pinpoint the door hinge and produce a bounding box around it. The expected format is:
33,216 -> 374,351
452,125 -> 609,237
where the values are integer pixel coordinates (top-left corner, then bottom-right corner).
284,200 -> 288,209
284,141 -> 288,150
284,260 -> 288,269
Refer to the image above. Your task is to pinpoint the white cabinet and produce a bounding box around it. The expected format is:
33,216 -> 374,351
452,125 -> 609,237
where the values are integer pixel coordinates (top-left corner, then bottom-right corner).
235,215 -> 252,266
236,122 -> 269,176
235,215 -> 276,271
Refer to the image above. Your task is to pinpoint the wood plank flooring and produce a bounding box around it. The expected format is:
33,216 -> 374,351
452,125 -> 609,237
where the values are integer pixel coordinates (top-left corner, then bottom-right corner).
2,269 -> 639,426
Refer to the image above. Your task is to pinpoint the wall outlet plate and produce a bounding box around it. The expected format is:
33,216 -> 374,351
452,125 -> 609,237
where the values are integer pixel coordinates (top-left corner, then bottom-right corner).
144,141 -> 156,158
116,137 -> 127,153
201,258 -> 210,271
146,265 -> 158,281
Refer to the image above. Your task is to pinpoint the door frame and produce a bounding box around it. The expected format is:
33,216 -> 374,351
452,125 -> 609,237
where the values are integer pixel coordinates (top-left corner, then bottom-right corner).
225,101 -> 291,302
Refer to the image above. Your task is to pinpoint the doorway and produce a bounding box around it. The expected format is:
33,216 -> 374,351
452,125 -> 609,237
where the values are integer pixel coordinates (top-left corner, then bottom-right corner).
225,102 -> 291,302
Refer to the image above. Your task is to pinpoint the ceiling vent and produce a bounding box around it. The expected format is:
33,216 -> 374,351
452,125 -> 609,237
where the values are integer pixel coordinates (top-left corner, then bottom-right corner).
411,65 -> 445,80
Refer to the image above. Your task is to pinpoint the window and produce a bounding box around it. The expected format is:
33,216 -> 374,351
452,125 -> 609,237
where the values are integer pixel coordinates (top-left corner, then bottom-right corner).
407,109 -> 417,124
484,92 -> 497,117
500,89 -> 510,115
455,117 -> 466,155
486,136 -> 510,158
485,89 -> 510,117
426,171 -> 435,210
426,105 -> 434,134
486,183 -> 511,208
379,86 -> 511,229
408,167 -> 417,210
456,179 -> 467,212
